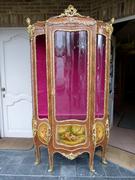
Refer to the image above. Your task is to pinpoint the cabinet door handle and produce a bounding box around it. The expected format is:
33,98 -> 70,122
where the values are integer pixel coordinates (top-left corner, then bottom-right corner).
1,87 -> 6,92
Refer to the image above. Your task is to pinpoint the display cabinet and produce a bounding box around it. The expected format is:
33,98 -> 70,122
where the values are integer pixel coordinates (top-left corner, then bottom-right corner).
26,5 -> 114,172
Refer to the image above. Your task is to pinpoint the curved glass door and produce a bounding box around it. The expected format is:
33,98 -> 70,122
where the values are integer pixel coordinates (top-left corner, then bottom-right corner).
54,31 -> 88,121
36,34 -> 48,119
95,35 -> 106,118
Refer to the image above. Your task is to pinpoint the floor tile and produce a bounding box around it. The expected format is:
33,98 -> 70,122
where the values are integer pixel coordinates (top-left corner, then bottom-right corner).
103,164 -> 121,176
43,165 -> 61,176
0,155 -> 11,165
16,164 -> 33,175
21,156 -> 35,165
60,165 -> 76,177
94,163 -> 106,176
76,165 -> 91,176
8,155 -> 24,165
0,176 -> 60,180
30,164 -> 45,175
1,164 -> 18,174
119,166 -> 135,177
0,148 -> 135,179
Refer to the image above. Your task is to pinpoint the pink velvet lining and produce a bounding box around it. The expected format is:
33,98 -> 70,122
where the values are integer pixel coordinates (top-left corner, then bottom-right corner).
36,33 -> 105,120
95,35 -> 106,118
54,31 -> 88,120
36,35 -> 48,119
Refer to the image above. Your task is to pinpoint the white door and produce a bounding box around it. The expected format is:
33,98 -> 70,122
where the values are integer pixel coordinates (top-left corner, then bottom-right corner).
109,37 -> 116,128
0,28 -> 32,137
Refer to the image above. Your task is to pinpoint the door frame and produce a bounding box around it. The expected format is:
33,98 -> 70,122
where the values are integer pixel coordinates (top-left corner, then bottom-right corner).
114,15 -> 135,24
110,15 -> 135,127
0,27 -> 31,137
109,36 -> 116,128
0,74 -> 4,138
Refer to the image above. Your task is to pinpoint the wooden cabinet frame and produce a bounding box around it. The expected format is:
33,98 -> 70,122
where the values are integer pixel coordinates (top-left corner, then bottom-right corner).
26,5 -> 114,173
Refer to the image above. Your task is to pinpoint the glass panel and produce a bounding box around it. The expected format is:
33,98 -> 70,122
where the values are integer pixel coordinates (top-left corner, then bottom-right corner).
95,35 -> 106,118
54,31 -> 88,120
36,35 -> 48,119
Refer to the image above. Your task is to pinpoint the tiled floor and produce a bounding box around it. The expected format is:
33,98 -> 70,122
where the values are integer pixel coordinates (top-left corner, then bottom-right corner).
0,148 -> 135,180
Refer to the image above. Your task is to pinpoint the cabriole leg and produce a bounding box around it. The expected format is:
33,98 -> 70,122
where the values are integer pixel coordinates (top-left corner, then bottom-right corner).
35,145 -> 40,165
89,151 -> 95,173
48,150 -> 54,172
101,146 -> 108,165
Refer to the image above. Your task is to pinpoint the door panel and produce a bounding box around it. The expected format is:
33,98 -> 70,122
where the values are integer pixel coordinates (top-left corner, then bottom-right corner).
0,29 -> 32,137
54,31 -> 88,121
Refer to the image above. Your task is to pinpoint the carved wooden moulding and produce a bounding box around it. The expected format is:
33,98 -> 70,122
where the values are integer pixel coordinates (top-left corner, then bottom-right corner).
27,4 -> 113,173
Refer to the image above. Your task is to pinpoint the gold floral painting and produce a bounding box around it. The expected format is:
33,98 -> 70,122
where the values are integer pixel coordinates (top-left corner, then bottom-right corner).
57,124 -> 86,146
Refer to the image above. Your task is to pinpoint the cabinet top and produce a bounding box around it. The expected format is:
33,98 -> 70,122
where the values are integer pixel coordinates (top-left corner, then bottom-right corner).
26,5 -> 114,38
46,5 -> 96,26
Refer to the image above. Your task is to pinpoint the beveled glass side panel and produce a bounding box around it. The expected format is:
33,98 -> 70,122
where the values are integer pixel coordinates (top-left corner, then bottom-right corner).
54,31 -> 88,120
95,35 -> 106,118
36,35 -> 48,119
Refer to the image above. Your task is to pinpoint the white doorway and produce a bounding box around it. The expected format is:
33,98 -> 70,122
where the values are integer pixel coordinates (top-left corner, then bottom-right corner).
0,28 -> 32,137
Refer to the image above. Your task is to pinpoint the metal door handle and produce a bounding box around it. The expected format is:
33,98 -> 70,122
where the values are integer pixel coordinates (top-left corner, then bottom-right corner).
1,87 -> 6,92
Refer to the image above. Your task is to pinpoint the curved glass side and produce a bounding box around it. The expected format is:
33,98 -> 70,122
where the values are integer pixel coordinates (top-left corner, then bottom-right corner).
95,35 -> 106,119
36,34 -> 48,119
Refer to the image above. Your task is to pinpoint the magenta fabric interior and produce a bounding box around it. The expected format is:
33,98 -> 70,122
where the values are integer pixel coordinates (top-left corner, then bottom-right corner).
36,35 -> 48,119
54,31 -> 88,120
95,35 -> 106,118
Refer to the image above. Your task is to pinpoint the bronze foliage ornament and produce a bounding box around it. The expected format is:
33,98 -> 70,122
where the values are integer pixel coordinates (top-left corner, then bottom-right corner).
26,17 -> 35,40
58,5 -> 84,18
105,18 -> 115,37
32,118 -> 37,137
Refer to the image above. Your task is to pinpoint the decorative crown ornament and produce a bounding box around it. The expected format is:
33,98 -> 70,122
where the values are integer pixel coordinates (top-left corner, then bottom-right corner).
59,5 -> 83,17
